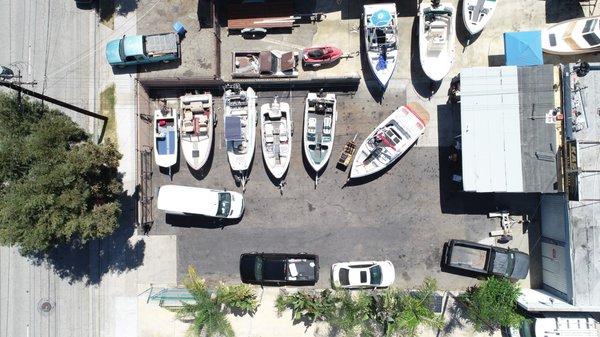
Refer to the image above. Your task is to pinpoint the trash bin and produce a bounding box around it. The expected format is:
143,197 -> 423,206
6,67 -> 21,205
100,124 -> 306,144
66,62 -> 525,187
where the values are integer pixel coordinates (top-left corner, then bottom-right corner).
173,21 -> 186,36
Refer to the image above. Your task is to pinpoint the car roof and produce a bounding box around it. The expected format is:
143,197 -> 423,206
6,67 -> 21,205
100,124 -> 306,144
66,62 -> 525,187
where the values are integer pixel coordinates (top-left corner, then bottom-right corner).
157,185 -> 221,215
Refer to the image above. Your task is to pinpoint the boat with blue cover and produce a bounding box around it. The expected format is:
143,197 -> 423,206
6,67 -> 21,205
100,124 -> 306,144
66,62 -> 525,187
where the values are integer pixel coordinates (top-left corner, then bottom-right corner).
363,3 -> 398,88
154,105 -> 179,170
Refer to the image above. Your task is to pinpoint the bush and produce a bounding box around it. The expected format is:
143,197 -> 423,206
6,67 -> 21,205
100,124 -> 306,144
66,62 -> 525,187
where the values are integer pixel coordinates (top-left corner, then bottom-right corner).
275,289 -> 336,322
458,277 -> 526,332
216,283 -> 259,315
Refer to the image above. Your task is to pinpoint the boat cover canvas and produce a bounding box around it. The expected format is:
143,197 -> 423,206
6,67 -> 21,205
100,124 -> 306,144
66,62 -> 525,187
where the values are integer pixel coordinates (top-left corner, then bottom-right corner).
370,9 -> 392,27
504,31 -> 543,66
225,116 -> 244,141
157,129 -> 176,155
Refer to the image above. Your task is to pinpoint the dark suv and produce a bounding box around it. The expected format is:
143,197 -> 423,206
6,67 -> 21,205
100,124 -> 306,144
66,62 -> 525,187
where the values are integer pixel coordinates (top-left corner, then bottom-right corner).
239,253 -> 319,286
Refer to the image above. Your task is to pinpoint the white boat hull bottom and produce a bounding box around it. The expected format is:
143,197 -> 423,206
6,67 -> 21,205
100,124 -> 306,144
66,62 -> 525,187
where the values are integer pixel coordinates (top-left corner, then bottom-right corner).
182,138 -> 212,171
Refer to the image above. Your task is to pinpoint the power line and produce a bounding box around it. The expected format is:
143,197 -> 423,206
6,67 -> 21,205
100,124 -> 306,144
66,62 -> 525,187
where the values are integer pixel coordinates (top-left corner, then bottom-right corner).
41,0 -> 52,97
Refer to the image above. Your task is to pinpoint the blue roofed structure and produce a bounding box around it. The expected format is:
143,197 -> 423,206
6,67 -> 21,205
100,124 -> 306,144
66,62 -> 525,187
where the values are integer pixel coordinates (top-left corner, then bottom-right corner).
504,31 -> 543,66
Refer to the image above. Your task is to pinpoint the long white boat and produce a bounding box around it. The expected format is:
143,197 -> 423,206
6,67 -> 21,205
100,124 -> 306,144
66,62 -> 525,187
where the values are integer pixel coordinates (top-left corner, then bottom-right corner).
260,96 -> 292,180
223,84 -> 256,190
542,16 -> 600,55
304,92 -> 337,186
363,3 -> 398,88
154,106 -> 178,170
179,93 -> 214,171
350,103 -> 430,180
419,1 -> 456,81
462,0 -> 497,35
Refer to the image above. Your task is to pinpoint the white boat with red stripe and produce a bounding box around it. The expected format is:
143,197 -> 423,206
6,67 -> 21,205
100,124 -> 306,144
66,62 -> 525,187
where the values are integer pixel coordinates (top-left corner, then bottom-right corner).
349,103 -> 430,179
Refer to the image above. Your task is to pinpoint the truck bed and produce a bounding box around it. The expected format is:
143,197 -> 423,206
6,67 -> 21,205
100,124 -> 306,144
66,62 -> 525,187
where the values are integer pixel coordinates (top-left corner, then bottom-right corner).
145,33 -> 179,55
449,244 -> 488,270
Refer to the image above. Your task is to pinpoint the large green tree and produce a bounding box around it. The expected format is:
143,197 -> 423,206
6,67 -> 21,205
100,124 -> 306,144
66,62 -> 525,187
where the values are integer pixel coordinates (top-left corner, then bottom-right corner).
0,93 -> 123,254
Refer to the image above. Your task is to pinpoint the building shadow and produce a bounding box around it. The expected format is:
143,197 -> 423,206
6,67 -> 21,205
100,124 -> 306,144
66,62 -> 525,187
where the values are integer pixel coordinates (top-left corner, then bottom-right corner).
27,194 -> 145,285
545,0 -> 584,24
410,16 -> 442,98
299,0 -> 419,19
165,213 -> 242,228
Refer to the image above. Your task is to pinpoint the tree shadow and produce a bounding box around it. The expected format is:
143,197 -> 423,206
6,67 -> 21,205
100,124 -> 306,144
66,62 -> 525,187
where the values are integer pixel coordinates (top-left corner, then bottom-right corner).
115,0 -> 140,16
27,194 -> 145,285
442,296 -> 470,335
95,0 -> 139,22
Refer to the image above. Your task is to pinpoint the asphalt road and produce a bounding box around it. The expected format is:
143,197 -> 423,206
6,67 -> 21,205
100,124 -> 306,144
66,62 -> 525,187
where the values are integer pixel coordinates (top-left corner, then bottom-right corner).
147,82 -> 511,290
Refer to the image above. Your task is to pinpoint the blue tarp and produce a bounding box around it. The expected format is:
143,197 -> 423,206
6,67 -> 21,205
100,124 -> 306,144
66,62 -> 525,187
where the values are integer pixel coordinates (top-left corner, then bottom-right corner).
225,116 -> 244,141
370,9 -> 392,27
504,31 -> 543,66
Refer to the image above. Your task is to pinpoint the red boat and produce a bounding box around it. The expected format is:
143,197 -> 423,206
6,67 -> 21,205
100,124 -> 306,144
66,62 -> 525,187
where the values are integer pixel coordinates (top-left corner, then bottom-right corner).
302,46 -> 343,67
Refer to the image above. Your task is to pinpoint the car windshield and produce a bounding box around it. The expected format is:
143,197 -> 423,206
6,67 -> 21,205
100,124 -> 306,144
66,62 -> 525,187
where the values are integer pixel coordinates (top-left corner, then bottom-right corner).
118,39 -> 125,61
370,265 -> 382,285
254,257 -> 263,281
216,192 -> 231,217
583,32 -> 600,47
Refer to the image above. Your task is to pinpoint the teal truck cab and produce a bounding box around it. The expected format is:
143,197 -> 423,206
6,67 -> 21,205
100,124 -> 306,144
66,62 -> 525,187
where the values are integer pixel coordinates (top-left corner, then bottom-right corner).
105,33 -> 180,67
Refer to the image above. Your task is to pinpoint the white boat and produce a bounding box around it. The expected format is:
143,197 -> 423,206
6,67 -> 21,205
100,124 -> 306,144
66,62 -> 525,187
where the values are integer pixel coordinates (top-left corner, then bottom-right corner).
542,16 -> 600,55
179,93 -> 214,171
419,1 -> 456,81
363,3 -> 398,87
260,96 -> 292,180
153,105 -> 179,169
304,92 -> 337,186
350,103 -> 430,179
462,0 -> 497,35
223,84 -> 256,189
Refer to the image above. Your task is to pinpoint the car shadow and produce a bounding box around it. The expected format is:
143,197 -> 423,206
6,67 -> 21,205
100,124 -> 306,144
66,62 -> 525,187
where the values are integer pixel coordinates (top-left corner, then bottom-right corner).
166,213 -> 242,228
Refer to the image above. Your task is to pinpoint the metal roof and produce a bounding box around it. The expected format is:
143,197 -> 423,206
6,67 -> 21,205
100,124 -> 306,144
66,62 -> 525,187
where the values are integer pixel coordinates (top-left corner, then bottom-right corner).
563,63 -> 600,308
461,66 -> 524,192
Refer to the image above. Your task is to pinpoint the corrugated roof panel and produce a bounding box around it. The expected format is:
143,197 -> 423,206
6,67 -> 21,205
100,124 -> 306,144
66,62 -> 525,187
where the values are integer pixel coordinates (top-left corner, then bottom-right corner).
460,66 -> 523,192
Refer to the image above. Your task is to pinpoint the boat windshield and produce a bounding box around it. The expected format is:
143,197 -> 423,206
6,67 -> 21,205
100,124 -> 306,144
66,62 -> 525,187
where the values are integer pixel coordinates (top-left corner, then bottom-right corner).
370,265 -> 382,285
583,32 -> 600,47
216,192 -> 231,217
583,19 -> 597,33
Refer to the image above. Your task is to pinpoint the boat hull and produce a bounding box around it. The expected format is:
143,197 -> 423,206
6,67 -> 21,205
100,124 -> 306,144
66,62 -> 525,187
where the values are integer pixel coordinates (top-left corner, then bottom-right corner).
303,93 -> 337,173
419,3 -> 456,82
462,0 -> 496,35
181,138 -> 212,171
180,94 -> 214,171
224,87 -> 257,173
363,3 -> 398,88
542,16 -> 600,55
261,101 -> 292,180
154,108 -> 179,168
350,103 -> 430,179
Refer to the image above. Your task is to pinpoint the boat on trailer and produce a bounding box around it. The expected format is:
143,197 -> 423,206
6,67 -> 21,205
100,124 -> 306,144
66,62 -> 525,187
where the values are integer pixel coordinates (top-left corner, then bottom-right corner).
154,105 -> 179,175
179,93 -> 214,171
419,0 -> 456,81
350,103 -> 430,180
363,3 -> 398,88
303,92 -> 337,187
260,96 -> 292,180
542,15 -> 600,55
462,0 -> 497,35
223,84 -> 257,191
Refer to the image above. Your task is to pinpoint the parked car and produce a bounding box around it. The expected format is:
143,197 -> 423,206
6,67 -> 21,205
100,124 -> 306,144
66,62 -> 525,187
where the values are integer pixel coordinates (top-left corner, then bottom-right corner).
239,253 -> 319,286
443,239 -> 530,280
331,260 -> 395,288
157,185 -> 244,219
105,33 -> 180,67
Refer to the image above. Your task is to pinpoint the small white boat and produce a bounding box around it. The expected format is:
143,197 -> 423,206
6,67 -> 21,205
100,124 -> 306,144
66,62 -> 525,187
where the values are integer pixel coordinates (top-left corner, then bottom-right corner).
350,103 -> 430,179
419,1 -> 456,81
260,96 -> 292,180
223,84 -> 256,189
542,16 -> 600,55
363,3 -> 398,87
304,92 -> 337,186
179,93 -> 214,171
462,0 -> 497,35
154,105 -> 179,169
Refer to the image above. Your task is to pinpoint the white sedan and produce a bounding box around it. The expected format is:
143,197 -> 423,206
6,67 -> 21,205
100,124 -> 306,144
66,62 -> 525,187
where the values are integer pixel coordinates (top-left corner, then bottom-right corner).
331,260 -> 395,289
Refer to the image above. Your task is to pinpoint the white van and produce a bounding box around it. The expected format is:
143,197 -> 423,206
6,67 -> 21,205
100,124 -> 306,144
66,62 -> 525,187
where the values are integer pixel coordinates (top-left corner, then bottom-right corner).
157,185 -> 245,219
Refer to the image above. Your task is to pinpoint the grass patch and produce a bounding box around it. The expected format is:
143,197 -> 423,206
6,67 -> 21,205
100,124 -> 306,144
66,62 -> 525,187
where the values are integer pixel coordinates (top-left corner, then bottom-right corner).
99,84 -> 117,144
98,0 -> 115,29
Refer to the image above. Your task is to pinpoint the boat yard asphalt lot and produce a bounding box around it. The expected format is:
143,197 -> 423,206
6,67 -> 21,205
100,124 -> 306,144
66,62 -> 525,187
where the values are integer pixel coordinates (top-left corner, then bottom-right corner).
146,84 -> 537,290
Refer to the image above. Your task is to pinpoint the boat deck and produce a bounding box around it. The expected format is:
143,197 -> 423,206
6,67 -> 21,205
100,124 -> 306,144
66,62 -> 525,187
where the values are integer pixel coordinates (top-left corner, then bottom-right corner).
305,98 -> 335,164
